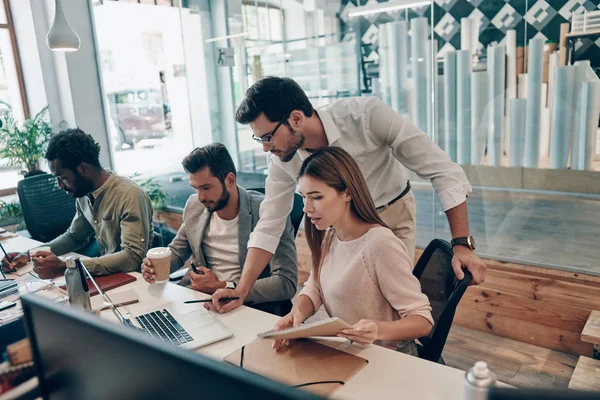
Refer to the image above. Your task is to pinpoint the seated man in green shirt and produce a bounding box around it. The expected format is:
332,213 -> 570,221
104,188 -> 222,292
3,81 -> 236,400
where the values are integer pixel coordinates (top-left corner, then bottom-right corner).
1,129 -> 154,278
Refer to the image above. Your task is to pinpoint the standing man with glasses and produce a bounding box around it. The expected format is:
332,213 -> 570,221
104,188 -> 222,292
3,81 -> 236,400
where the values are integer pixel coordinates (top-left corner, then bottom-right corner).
210,76 -> 486,313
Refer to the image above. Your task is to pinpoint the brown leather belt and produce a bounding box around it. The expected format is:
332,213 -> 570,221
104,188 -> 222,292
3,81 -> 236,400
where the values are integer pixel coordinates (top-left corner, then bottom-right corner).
377,181 -> 411,211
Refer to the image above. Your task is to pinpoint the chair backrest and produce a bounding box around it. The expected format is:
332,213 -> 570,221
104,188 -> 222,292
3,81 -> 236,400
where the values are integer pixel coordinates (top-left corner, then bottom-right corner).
413,239 -> 472,363
17,173 -> 76,243
247,188 -> 304,238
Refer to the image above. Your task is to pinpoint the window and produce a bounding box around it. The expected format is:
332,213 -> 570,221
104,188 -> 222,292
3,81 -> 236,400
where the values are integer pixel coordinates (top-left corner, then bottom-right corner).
0,0 -> 30,191
93,0 -> 212,178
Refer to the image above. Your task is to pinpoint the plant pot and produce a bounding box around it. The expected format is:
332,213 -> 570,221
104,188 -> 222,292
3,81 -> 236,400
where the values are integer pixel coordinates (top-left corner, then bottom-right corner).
0,216 -> 23,228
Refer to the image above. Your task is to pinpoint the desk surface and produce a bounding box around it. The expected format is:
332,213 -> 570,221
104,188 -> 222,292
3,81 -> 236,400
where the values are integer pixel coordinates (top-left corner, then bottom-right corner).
2,235 -> 470,400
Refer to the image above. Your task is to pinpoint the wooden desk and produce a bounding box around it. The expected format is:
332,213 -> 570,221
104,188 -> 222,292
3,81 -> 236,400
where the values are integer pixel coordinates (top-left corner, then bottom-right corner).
3,235 -> 472,399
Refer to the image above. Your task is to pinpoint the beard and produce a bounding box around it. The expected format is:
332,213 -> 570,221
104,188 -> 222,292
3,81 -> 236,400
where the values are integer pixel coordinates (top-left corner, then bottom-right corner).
202,183 -> 230,212
69,172 -> 94,198
278,128 -> 305,162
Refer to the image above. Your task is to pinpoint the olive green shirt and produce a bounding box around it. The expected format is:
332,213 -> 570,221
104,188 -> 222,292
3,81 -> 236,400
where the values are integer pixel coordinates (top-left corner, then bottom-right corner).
48,174 -> 154,275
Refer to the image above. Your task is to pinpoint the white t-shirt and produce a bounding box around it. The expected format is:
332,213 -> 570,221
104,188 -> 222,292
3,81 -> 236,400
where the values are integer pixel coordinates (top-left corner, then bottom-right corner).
201,213 -> 241,283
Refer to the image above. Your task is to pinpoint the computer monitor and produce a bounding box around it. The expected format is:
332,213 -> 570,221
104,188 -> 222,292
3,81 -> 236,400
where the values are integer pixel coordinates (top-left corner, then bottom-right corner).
489,387 -> 599,400
21,294 -> 322,400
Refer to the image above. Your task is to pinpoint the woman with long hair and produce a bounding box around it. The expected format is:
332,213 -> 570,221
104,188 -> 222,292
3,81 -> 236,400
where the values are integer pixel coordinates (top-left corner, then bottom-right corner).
273,147 -> 433,355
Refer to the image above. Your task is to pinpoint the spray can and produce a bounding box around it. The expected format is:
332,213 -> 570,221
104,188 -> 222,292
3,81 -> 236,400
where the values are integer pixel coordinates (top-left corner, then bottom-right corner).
464,361 -> 496,400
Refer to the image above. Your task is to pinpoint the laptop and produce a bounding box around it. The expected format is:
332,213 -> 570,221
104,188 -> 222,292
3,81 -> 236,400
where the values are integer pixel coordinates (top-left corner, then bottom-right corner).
81,261 -> 233,350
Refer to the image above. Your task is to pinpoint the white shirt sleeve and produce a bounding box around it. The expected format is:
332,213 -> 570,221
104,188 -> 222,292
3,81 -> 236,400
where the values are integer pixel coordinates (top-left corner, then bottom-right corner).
247,157 -> 297,254
365,97 -> 472,211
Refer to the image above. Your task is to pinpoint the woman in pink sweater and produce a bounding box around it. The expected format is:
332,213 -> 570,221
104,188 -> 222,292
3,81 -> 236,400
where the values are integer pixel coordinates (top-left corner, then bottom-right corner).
273,147 -> 433,355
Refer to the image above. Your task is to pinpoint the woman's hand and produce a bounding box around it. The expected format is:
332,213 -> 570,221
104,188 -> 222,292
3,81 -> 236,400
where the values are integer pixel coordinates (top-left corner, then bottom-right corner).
338,319 -> 380,346
272,308 -> 304,351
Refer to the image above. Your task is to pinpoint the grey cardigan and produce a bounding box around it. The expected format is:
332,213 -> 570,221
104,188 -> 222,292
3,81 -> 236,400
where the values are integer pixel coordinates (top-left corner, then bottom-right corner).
168,186 -> 298,304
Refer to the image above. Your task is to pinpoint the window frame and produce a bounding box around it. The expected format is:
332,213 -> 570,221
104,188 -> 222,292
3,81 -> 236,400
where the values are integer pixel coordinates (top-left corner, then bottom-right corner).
1,0 -> 29,119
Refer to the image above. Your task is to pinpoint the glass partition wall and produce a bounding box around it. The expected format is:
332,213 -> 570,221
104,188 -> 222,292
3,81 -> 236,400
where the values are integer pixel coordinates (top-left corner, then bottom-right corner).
92,0 -> 600,275
374,0 -> 600,274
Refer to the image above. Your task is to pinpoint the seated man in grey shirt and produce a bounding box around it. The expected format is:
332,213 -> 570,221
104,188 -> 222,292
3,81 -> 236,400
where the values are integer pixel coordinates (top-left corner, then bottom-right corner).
141,143 -> 297,308
1,129 -> 154,278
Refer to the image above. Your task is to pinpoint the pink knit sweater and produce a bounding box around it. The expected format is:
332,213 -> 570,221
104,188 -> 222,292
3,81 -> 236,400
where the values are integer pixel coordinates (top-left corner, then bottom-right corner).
299,226 -> 433,349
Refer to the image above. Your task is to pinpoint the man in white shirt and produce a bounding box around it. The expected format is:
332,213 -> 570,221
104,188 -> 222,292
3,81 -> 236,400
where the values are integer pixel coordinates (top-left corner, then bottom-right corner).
211,76 -> 486,313
141,143 -> 297,311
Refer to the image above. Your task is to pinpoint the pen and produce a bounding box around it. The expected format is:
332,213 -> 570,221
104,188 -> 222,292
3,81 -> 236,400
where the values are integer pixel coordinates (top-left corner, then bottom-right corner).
190,260 -> 199,274
184,297 -> 240,304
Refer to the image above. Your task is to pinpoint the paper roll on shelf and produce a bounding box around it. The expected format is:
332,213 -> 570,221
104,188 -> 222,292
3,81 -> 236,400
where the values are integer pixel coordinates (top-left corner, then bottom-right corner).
437,74 -> 446,149
461,18 -> 472,54
509,99 -> 527,167
426,39 -> 435,139
549,66 -> 575,169
395,21 -> 409,114
524,38 -> 544,168
444,51 -> 457,161
378,23 -> 392,107
505,30 -> 517,153
572,81 -> 600,171
487,45 -> 505,166
456,50 -> 472,164
411,18 -> 428,132
471,71 -> 488,165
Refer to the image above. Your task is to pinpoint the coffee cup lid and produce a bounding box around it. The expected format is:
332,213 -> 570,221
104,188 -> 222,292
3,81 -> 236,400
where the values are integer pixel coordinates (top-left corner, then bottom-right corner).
147,247 -> 171,259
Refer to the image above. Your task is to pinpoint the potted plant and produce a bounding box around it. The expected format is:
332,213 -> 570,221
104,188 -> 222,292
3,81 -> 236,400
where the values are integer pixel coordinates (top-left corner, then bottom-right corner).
0,199 -> 24,229
0,106 -> 53,177
130,173 -> 167,210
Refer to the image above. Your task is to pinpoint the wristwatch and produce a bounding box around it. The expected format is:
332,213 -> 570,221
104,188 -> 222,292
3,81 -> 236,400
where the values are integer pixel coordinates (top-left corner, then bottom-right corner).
451,236 -> 476,251
225,281 -> 236,290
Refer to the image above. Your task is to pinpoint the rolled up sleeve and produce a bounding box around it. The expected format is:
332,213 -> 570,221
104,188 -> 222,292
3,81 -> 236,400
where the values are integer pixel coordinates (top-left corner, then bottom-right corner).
366,97 -> 471,211
247,158 -> 297,253
298,271 -> 323,311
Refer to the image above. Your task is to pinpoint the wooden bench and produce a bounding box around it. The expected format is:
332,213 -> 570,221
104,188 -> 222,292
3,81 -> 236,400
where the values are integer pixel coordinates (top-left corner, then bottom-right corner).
581,310 -> 600,359
569,356 -> 600,391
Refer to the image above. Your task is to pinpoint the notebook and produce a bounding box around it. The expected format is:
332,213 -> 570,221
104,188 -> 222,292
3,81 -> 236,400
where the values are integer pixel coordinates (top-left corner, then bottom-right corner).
59,272 -> 137,296
224,338 -> 368,397
257,317 -> 352,340
90,289 -> 139,312
0,232 -> 17,241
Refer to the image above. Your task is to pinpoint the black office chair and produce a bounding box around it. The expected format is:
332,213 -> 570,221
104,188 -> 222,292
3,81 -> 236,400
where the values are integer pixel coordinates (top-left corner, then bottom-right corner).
247,187 -> 304,238
153,220 -> 177,249
17,173 -> 76,242
412,239 -> 472,364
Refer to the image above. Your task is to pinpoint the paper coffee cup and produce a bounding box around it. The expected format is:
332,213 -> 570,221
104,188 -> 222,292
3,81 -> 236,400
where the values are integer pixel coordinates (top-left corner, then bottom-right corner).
147,247 -> 172,283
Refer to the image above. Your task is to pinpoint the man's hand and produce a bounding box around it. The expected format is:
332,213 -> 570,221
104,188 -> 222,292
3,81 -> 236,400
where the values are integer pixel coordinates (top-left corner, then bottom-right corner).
32,251 -> 66,279
451,246 -> 487,285
338,319 -> 380,346
141,258 -> 156,283
1,252 -> 28,272
189,266 -> 225,294
208,288 -> 247,314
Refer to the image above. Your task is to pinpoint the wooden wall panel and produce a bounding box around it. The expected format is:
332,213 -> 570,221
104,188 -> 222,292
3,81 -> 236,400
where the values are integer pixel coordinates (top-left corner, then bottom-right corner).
461,287 -> 590,332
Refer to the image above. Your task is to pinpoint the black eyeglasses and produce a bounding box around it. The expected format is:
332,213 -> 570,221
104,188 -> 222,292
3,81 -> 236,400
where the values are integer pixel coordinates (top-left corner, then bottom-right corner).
251,113 -> 290,145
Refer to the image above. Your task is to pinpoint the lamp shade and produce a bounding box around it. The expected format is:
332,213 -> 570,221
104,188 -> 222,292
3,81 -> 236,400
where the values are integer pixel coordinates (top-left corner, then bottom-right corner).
46,0 -> 80,52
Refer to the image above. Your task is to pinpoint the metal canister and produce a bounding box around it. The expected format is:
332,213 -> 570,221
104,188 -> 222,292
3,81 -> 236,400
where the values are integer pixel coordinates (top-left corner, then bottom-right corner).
64,256 -> 91,311
464,361 -> 496,400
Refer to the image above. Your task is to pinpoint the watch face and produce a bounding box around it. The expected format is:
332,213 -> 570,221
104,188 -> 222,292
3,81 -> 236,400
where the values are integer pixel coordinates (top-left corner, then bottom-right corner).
468,236 -> 475,249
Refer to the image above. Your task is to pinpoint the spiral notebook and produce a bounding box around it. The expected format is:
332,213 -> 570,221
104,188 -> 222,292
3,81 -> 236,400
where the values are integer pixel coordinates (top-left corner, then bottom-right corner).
224,338 -> 368,397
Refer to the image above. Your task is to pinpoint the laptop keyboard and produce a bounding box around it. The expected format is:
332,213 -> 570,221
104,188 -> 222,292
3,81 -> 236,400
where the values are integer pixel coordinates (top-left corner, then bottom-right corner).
135,309 -> 193,345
